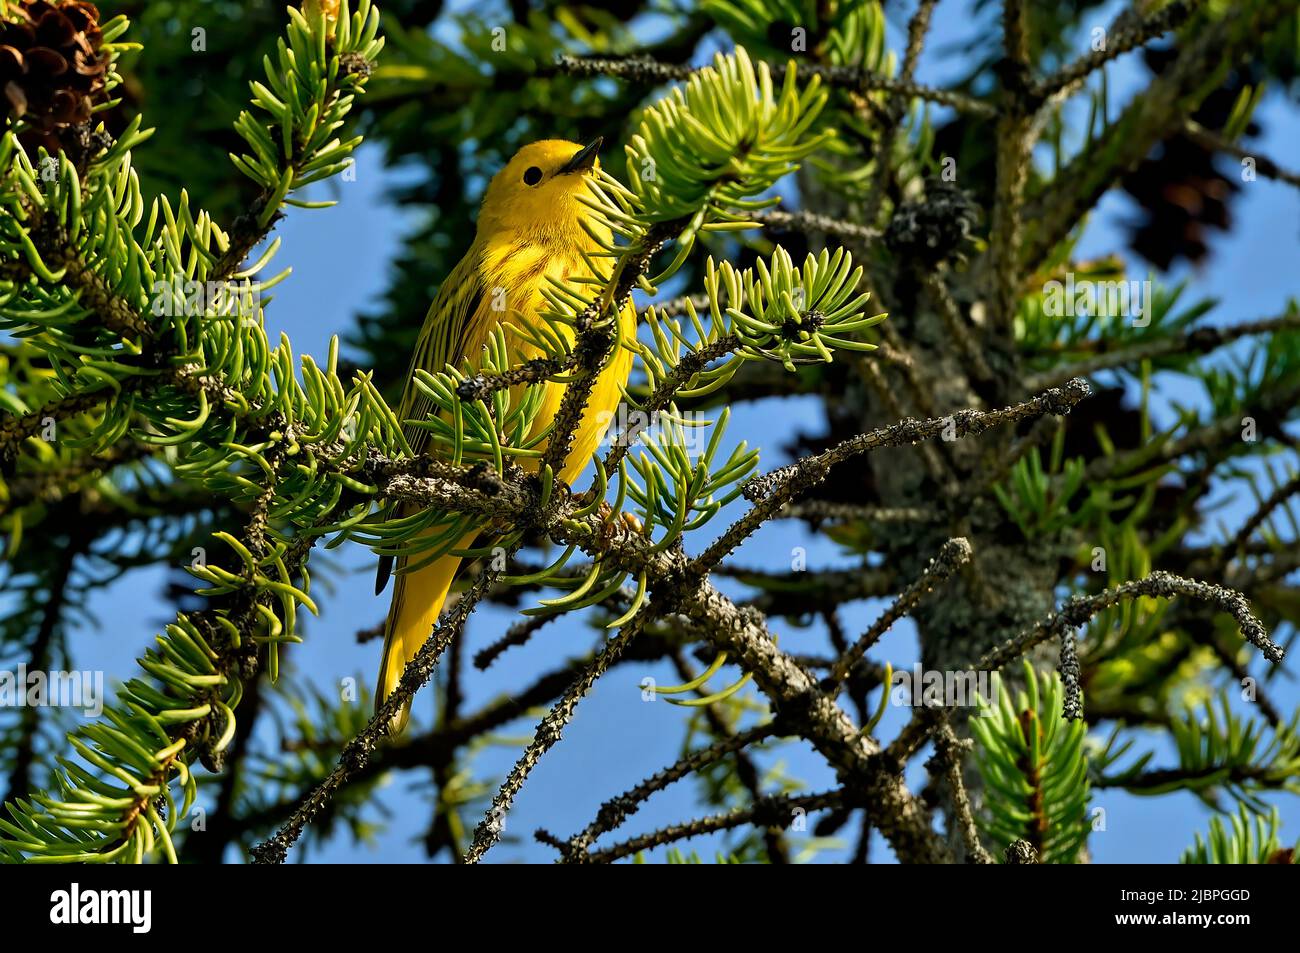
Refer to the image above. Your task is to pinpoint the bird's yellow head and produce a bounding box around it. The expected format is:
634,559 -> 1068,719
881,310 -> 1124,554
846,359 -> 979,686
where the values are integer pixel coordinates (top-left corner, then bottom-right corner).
477,139 -> 604,246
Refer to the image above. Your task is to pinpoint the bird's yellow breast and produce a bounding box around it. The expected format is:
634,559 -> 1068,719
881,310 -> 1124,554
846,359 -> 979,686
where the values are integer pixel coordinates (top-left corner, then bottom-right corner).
475,230 -> 636,485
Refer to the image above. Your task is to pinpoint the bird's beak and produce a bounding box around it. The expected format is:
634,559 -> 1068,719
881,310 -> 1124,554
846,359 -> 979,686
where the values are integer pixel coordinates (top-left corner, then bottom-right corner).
560,137 -> 602,175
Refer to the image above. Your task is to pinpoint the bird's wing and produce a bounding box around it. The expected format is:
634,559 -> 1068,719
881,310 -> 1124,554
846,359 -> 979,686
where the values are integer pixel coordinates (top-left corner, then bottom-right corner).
398,247 -> 487,459
376,246 -> 486,595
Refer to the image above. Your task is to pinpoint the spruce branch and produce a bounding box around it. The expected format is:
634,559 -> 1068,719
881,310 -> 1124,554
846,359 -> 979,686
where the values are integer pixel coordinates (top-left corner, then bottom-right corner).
1182,805 -> 1298,864
553,54 -> 996,118
556,722 -> 780,860
0,488 -> 319,862
930,719 -> 993,864
697,379 -> 1091,574
251,553 -> 504,864
1085,379 -> 1300,481
0,390 -> 113,461
779,501 -> 936,525
1098,763 -> 1287,793
39,228 -> 152,339
987,0 -> 1033,337
0,0 -> 387,864
923,272 -> 996,385
825,538 -> 971,689
549,788 -> 844,864
861,0 -> 938,226
1022,0 -> 1298,267
1097,694 -> 1300,802
749,208 -> 881,244
977,571 -> 1284,675
1026,312 -> 1300,391
1183,120 -> 1300,191
374,461 -> 531,520
971,664 -> 1091,862
463,606 -> 653,863
1032,0 -> 1204,101
1226,470 -> 1300,561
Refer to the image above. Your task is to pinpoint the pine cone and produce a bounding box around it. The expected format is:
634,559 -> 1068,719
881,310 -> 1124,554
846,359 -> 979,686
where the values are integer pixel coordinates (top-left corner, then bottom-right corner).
0,0 -> 109,155
1003,839 -> 1040,864
884,178 -> 981,267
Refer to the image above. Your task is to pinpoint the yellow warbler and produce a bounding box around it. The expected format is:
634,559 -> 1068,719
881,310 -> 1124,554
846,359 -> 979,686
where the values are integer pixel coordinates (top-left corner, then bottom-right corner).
376,139 -> 635,731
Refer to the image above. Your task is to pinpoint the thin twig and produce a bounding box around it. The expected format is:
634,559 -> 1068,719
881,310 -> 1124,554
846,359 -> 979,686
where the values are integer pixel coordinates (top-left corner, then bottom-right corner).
929,719 -> 993,864
988,0 -> 1034,336
826,538 -> 971,687
556,722 -> 780,860
1085,380 -> 1300,482
1025,312 -> 1300,391
1227,470 -> 1300,564
695,379 -> 1091,574
250,558 -> 504,863
463,609 -> 653,863
553,54 -> 995,117
976,570 -> 1284,674
750,208 -> 882,244
558,788 -> 845,864
1032,0 -> 1202,100
780,501 -> 935,524
923,272 -> 996,384
1183,120 -> 1300,190
862,0 -> 939,225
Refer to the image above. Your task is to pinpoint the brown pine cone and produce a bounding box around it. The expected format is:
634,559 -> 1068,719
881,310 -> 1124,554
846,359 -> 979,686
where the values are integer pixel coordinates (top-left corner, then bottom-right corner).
0,0 -> 109,154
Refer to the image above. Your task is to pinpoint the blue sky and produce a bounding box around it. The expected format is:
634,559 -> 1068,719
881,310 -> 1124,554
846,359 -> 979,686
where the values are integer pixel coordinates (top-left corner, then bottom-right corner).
16,0 -> 1300,863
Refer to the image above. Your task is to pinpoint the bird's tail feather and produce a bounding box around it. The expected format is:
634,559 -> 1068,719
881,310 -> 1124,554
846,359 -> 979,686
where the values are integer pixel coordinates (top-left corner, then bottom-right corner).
376,530 -> 477,733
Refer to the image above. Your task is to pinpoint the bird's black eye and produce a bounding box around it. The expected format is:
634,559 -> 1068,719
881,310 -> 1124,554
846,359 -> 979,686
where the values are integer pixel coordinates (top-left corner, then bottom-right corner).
522,166 -> 543,186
